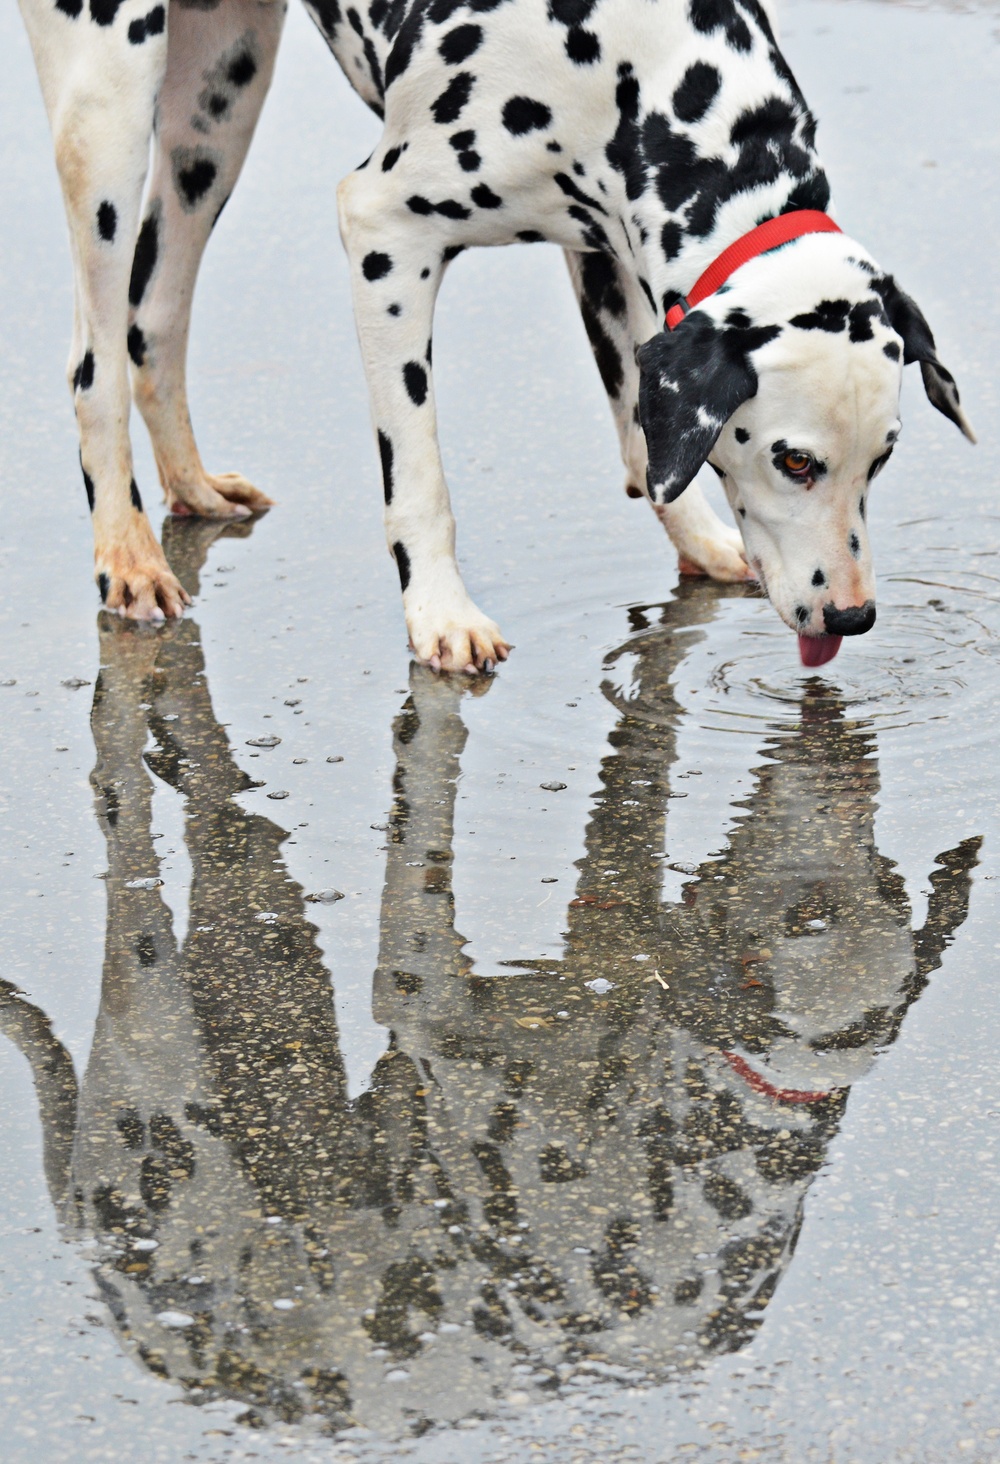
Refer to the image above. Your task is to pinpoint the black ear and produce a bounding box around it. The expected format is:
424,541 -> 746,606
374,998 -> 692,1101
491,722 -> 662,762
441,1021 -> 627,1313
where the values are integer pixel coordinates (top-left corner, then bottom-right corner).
874,276 -> 976,443
637,315 -> 780,503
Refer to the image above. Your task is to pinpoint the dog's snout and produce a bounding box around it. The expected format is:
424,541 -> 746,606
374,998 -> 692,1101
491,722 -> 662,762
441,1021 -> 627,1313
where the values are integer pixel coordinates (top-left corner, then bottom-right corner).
823,600 -> 877,636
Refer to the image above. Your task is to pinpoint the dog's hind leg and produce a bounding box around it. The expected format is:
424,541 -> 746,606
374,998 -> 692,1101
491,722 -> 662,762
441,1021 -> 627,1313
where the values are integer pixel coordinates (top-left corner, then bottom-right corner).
129,0 -> 284,520
565,250 -> 752,585
20,0 -> 189,619
338,168 -> 510,674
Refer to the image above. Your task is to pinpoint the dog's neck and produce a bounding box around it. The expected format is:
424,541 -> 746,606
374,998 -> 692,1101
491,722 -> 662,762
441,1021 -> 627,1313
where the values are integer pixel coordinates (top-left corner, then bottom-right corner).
606,50 -> 832,326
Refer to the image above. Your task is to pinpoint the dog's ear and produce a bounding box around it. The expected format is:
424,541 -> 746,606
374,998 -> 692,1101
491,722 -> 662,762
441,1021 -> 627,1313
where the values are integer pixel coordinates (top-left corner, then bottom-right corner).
874,276 -> 976,443
637,315 -> 780,503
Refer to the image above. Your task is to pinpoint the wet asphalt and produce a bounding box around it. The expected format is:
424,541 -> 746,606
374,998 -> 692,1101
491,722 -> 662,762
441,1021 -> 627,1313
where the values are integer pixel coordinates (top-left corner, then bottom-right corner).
1,0 -> 1000,1460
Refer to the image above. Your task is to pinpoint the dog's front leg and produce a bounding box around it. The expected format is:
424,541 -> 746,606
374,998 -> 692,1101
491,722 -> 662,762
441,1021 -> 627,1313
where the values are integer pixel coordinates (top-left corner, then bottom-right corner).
338,171 -> 509,674
20,0 -> 189,620
130,0 -> 284,520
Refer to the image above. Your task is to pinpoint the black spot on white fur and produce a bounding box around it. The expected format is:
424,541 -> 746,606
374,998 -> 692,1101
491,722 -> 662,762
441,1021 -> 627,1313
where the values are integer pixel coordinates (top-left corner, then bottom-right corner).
127,326 -> 146,367
97,202 -> 117,241
172,148 -> 218,211
363,251 -> 393,280
378,430 -> 394,504
433,73 -> 474,124
393,541 -> 411,593
471,182 -> 502,208
407,195 -> 471,219
403,361 -> 428,405
502,96 -> 552,134
672,62 -> 721,123
127,5 -> 164,43
129,207 -> 159,307
73,351 -> 95,392
450,130 -> 481,170
80,458 -> 95,511
89,0 -> 124,25
439,23 -> 482,63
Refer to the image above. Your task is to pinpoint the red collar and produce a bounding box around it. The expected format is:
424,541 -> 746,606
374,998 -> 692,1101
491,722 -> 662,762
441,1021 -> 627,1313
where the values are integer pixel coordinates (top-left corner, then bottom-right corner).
664,210 -> 842,330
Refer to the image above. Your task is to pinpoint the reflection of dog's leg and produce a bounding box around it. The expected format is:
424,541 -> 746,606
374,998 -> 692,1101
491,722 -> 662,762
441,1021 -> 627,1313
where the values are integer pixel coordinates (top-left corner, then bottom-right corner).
373,667 -> 489,1030
130,0 -> 283,520
19,0 -> 188,619
0,982 -> 78,1208
77,617 -> 191,1206
564,250 -> 751,584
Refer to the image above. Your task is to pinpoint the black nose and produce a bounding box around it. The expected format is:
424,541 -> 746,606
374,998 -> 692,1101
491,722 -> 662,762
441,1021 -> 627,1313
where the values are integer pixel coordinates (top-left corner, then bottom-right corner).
823,600 -> 877,636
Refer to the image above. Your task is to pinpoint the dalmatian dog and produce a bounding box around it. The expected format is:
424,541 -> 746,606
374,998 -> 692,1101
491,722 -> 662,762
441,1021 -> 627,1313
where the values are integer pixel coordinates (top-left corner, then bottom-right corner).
22,0 -> 973,670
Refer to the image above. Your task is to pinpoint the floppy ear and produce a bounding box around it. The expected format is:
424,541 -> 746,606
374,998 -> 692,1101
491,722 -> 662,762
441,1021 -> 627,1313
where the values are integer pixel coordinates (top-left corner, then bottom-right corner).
637,314 -> 780,503
874,276 -> 976,443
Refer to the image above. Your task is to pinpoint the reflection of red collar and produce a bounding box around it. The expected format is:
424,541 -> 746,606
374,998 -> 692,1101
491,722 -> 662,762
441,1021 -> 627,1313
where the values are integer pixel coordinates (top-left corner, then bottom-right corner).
665,210 -> 843,330
722,1049 -> 837,1106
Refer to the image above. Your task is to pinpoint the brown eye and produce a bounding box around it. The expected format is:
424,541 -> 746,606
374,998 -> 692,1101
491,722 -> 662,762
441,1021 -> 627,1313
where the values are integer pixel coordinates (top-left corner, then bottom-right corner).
784,451 -> 812,476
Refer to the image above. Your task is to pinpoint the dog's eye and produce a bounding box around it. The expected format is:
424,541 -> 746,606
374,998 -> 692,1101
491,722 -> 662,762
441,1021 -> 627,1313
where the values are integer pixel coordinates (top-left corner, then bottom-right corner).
783,451 -> 813,477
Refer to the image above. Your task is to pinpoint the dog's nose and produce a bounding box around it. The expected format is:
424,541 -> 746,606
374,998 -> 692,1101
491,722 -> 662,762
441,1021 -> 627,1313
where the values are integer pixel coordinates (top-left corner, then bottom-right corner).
823,600 -> 877,636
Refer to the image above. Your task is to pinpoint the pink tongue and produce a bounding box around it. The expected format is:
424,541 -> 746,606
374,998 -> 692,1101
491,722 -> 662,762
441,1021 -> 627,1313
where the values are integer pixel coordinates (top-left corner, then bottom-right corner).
798,633 -> 842,668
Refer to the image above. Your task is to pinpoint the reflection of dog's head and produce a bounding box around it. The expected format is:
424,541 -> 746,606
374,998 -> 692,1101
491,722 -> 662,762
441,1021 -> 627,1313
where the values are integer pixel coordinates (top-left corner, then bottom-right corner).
638,235 -> 974,645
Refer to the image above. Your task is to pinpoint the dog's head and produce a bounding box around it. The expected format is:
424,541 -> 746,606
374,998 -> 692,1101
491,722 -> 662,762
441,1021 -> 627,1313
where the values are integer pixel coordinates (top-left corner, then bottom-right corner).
638,235 -> 974,653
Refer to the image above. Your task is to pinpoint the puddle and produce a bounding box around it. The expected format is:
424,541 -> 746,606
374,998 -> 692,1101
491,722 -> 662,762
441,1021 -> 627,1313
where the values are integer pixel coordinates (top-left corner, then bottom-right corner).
1,0 -> 999,1460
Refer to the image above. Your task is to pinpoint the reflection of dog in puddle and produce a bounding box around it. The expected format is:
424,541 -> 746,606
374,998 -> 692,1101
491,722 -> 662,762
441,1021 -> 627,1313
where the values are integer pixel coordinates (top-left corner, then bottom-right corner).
0,532 -> 979,1439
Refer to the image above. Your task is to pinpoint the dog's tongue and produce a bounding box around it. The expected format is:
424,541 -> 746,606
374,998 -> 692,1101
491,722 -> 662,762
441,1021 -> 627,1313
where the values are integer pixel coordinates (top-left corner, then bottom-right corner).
798,634 -> 842,668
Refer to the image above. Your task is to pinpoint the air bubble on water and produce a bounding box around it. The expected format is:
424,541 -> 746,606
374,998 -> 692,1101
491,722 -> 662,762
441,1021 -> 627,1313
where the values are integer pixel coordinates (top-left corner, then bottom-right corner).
267,790 -> 290,800
156,1311 -> 194,1328
255,912 -> 279,924
585,978 -> 615,994
284,699 -> 301,707
305,889 -> 344,904
540,781 -> 567,792
293,757 -> 307,764
327,755 -> 344,763
272,1299 -> 295,1311
60,677 -> 91,689
247,735 -> 281,748
667,861 -> 697,875
125,877 -> 163,890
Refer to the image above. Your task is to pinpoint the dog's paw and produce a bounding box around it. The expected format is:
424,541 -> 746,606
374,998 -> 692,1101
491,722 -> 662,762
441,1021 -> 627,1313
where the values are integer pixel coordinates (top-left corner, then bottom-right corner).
95,517 -> 191,622
407,596 -> 511,675
676,524 -> 755,583
166,471 -> 274,521
654,489 -> 756,585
